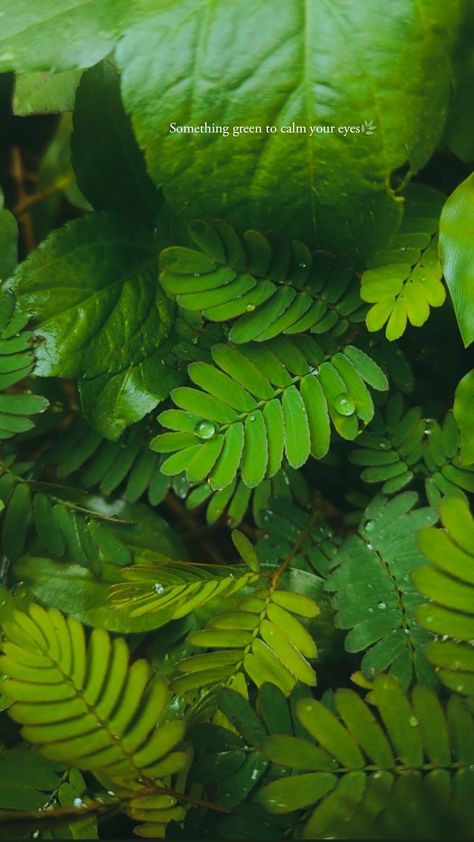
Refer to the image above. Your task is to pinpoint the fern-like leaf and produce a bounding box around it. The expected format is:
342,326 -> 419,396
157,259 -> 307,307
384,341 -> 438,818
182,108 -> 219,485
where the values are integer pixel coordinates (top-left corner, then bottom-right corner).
414,496 -> 474,695
325,493 -> 438,686
0,291 -> 48,438
0,458 -> 132,570
350,394 -> 474,498
256,498 -> 340,578
186,464 -> 309,528
259,675 -> 474,839
361,185 -> 446,340
152,336 -> 388,488
45,417 -> 170,505
0,605 -> 187,785
172,573 -> 320,696
109,560 -> 259,627
160,222 -> 366,342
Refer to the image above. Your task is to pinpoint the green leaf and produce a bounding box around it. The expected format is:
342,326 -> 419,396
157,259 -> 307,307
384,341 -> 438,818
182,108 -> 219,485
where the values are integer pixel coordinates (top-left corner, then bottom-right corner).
173,569 -> 321,696
71,60 -> 161,226
414,496 -> 474,695
0,189 -> 18,280
0,0 -> 127,73
0,748 -> 62,810
117,0 -> 461,261
439,172 -> 474,347
259,677 -> 474,838
445,2 -> 474,162
325,493 -> 438,687
0,604 -> 187,786
13,69 -> 81,115
10,213 -> 179,439
454,369 -> 474,465
155,336 -> 387,486
161,229 -> 364,339
361,185 -> 445,340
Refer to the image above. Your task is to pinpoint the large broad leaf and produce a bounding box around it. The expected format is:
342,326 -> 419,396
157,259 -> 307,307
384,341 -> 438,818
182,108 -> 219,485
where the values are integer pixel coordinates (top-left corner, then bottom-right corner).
13,69 -> 82,115
0,188 -> 18,280
71,60 -> 162,226
439,173 -> 474,347
117,0 -> 461,261
445,0 -> 474,162
454,370 -> 474,466
0,0 -> 126,73
10,212 -> 181,438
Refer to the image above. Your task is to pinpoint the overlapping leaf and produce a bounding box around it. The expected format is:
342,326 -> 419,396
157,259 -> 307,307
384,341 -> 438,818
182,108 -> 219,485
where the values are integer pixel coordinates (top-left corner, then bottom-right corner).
414,496 -> 474,695
44,417 -> 170,506
160,222 -> 365,341
71,60 -> 161,226
117,0 -> 462,260
259,676 -> 474,839
0,187 -> 18,279
172,573 -> 320,696
361,186 -> 445,340
189,683 -> 310,811
439,172 -> 474,347
325,493 -> 438,686
351,394 -> 474,500
109,561 -> 259,629
0,459 -> 132,570
256,498 -> 340,578
9,213 -> 181,439
185,464 -> 309,529
152,336 -> 388,488
0,605 -> 188,785
0,0 -> 127,73
0,292 -> 49,440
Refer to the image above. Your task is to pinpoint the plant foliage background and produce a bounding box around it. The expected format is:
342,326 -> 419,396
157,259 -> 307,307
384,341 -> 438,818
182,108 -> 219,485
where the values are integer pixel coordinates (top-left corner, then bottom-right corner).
0,0 -> 474,838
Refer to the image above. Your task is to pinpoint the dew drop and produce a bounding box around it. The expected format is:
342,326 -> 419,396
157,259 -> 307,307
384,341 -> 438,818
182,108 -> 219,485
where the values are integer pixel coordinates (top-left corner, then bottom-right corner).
153,583 -> 164,595
73,797 -> 85,808
365,520 -> 375,532
246,303 -> 256,312
378,441 -> 389,450
334,393 -> 356,416
193,272 -> 200,277
377,601 -> 386,610
194,419 -> 217,439
310,366 -> 319,375
409,716 -> 418,727
299,263 -> 308,269
249,414 -> 256,422
367,542 -> 374,550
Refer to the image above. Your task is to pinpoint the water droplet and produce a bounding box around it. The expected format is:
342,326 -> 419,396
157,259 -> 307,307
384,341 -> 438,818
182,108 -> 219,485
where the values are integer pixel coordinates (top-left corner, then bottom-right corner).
191,336 -> 198,344
367,542 -> 374,550
73,797 -> 85,808
378,441 -> 389,449
299,263 -> 308,269
377,601 -> 386,610
457,684 -> 465,692
194,419 -> 217,439
425,615 -> 434,623
193,272 -> 200,277
365,520 -> 375,532
309,366 -> 319,375
246,303 -> 256,312
334,393 -> 356,416
409,716 -> 418,727
249,414 -> 256,422
154,583 -> 164,595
